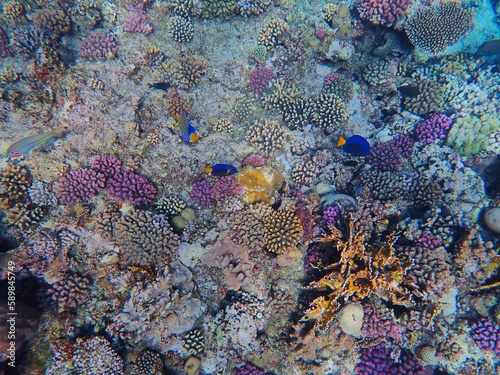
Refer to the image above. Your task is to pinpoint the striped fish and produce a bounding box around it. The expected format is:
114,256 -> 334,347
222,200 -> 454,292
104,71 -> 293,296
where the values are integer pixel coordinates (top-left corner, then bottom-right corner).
174,111 -> 199,143
5,126 -> 68,161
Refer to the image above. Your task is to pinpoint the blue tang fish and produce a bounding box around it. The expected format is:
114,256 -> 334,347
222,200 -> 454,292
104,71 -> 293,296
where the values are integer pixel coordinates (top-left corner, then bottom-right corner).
174,111 -> 199,143
206,164 -> 238,177
338,135 -> 370,156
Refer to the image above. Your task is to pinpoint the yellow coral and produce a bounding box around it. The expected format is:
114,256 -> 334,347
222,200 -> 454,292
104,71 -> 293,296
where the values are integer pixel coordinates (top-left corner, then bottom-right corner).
235,165 -> 284,204
263,210 -> 303,254
303,221 -> 417,331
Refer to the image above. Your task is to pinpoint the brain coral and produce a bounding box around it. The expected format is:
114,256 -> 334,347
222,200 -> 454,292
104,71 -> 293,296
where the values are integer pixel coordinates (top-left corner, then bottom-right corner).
263,210 -> 303,254
405,2 -> 474,54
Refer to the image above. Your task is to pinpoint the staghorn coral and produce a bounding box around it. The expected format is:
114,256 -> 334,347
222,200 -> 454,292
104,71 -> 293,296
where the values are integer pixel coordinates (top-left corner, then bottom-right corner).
78,30 -> 117,59
405,2 -> 474,54
114,210 -> 180,267
262,210 -> 303,254
245,119 -> 289,154
303,221 -> 419,330
258,18 -> 288,49
357,0 -> 411,26
168,15 -> 194,42
49,273 -> 92,313
162,55 -> 209,89
310,92 -> 348,131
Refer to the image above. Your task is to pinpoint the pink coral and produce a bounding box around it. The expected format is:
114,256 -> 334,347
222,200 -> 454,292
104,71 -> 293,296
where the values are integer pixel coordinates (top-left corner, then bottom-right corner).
92,155 -> 122,177
58,168 -> 107,204
416,231 -> 442,250
357,0 -> 412,26
361,301 -> 402,340
323,72 -> 340,87
249,67 -> 277,94
78,30 -> 118,59
415,114 -> 452,144
106,172 -> 157,205
211,176 -> 245,201
242,154 -> 266,167
122,9 -> 152,35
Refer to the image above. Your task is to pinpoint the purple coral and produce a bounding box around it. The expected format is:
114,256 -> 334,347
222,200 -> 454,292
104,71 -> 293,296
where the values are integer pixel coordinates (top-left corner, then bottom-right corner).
58,168 -> 107,204
357,343 -> 425,375
92,155 -> 122,177
323,72 -> 340,87
249,67 -> 276,94
321,205 -> 341,227
368,133 -> 414,171
211,176 -> 245,201
415,114 -> 452,144
470,319 -> 500,355
123,9 -> 152,35
189,180 -> 213,208
232,363 -> 266,375
106,172 -> 157,205
78,30 -> 117,59
304,242 -> 335,274
362,302 -> 402,340
357,0 -> 412,26
415,231 -> 442,250
0,27 -> 12,58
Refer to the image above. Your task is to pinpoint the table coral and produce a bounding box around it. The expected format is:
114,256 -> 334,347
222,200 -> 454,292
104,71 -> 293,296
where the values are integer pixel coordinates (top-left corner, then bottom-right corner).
405,2 -> 474,54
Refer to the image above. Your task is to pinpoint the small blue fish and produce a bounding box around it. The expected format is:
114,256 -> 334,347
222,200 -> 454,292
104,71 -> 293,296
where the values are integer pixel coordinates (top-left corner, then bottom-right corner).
174,111 -> 199,143
338,135 -> 370,156
206,164 -> 238,177
6,126 -> 68,161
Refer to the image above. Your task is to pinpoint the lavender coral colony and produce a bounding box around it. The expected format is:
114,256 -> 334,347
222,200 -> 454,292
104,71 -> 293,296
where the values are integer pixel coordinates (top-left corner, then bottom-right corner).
2,0 -> 500,374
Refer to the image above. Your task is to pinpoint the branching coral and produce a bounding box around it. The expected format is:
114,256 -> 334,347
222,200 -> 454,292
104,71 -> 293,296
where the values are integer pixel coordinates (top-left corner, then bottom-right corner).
245,119 -> 289,154
263,210 -> 303,254
162,56 -> 209,90
258,19 -> 288,49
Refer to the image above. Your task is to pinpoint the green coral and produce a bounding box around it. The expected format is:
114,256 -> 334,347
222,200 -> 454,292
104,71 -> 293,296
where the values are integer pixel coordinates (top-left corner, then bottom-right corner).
201,0 -> 237,19
446,113 -> 500,156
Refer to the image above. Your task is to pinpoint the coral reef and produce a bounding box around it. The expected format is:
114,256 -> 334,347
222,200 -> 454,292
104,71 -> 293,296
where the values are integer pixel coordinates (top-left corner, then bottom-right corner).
415,114 -> 452,144
263,210 -> 303,254
123,9 -> 152,35
162,55 -> 209,89
245,119 -> 289,154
